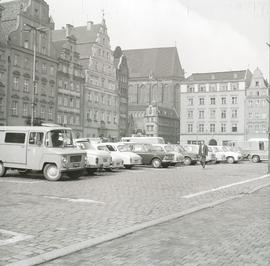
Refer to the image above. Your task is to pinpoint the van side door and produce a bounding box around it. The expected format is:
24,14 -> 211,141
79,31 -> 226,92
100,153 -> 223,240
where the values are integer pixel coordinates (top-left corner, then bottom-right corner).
3,131 -> 27,165
27,132 -> 44,170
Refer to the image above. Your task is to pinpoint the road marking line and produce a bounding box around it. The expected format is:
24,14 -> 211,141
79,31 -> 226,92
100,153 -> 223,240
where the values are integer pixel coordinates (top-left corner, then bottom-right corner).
0,180 -> 41,184
182,174 -> 270,199
43,195 -> 105,205
0,229 -> 33,246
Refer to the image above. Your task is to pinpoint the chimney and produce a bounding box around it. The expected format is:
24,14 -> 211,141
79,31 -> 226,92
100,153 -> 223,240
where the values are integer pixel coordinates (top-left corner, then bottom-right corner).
87,21 -> 93,31
66,24 -> 73,37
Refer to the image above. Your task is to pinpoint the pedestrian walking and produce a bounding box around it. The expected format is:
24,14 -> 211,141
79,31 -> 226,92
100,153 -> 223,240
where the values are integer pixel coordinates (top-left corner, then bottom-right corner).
198,141 -> 208,168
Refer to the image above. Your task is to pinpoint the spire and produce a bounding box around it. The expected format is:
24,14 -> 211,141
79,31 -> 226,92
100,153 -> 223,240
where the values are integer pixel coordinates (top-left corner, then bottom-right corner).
101,8 -> 106,25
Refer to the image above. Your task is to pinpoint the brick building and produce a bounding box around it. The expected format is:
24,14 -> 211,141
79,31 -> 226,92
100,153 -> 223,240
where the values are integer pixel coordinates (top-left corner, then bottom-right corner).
180,70 -> 252,145
1,0 -> 57,126
124,47 -> 184,143
53,25 -> 85,138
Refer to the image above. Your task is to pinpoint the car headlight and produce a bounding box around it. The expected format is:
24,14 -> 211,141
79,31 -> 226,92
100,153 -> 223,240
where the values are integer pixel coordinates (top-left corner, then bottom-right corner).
95,157 -> 99,165
62,156 -> 68,168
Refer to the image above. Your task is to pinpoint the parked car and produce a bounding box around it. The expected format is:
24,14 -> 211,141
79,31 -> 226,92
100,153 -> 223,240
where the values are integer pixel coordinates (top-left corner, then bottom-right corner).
152,144 -> 184,166
94,142 -> 142,169
213,146 -> 242,164
128,143 -> 174,168
208,146 -> 226,163
94,144 -> 124,170
74,138 -> 112,174
0,125 -> 86,181
183,144 -> 217,164
173,144 -> 199,165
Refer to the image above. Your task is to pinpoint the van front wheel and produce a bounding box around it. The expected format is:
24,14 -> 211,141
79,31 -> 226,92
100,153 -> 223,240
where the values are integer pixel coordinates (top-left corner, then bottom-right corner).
43,164 -> 63,181
0,162 -> 6,177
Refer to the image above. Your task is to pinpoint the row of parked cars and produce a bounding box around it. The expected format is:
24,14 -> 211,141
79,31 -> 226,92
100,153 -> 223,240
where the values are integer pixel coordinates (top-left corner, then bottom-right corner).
0,125 -> 246,182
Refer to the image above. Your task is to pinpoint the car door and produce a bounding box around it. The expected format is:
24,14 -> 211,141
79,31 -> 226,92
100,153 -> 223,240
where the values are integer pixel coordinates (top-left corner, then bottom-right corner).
27,132 -> 45,170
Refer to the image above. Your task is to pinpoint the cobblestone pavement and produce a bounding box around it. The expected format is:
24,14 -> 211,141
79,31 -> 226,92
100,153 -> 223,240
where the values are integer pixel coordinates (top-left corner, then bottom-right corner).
0,162 -> 269,265
44,185 -> 270,266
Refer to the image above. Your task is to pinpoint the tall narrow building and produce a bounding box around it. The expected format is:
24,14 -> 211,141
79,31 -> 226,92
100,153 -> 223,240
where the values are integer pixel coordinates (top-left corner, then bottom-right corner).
53,18 -> 119,140
124,47 -> 184,143
1,0 -> 57,126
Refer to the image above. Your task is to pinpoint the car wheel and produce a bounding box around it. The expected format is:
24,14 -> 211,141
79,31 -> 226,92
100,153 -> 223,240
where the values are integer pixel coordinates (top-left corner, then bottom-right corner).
227,156 -> 234,164
43,164 -> 63,181
124,165 -> 133,169
183,157 -> 192,165
86,168 -> 97,174
252,155 -> 260,163
151,158 -> 162,168
0,162 -> 6,177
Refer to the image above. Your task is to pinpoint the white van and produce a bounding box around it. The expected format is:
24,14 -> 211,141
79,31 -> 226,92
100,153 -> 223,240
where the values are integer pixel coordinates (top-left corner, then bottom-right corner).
0,126 -> 86,181
120,136 -> 165,144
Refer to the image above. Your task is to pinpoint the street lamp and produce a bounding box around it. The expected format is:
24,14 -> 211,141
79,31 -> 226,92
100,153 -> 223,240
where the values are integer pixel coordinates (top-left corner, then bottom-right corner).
267,42 -> 270,173
23,24 -> 47,126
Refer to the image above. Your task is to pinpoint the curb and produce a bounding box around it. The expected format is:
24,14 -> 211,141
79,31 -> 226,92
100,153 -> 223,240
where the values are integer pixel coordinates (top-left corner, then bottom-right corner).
7,183 -> 270,266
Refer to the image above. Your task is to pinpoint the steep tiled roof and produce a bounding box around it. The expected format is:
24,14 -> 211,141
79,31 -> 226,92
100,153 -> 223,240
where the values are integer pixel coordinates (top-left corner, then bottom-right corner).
52,24 -> 101,43
186,70 -> 250,82
123,47 -> 184,79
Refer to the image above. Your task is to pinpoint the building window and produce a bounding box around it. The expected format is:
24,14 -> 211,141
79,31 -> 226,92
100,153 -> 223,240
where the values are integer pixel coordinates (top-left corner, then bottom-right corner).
41,106 -> 46,119
64,82 -> 68,89
0,98 -> 3,112
24,40 -> 29,49
50,66 -> 54,75
209,84 -> 217,92
248,112 -> 252,119
199,85 -> 206,92
231,83 -> 239,91
188,98 -> 193,106
198,124 -> 204,133
13,76 -> 19,90
221,110 -> 226,119
255,81 -> 259,87
221,123 -> 226,133
232,96 -> 237,104
70,82 -> 74,91
188,124 -> 193,133
221,97 -> 226,105
210,124 -> 215,133
187,85 -> 194,93
210,109 -> 216,119
14,55 -> 19,66
232,109 -> 238,119
199,110 -> 204,119
187,110 -> 193,119
41,63 -> 47,74
232,124 -> 238,132
248,100 -> 253,106
23,103 -> 28,117
199,98 -> 204,105
11,101 -> 18,116
23,79 -> 29,92
220,83 -> 228,91
210,97 -> 216,105
41,47 -> 46,55
64,97 -> 68,106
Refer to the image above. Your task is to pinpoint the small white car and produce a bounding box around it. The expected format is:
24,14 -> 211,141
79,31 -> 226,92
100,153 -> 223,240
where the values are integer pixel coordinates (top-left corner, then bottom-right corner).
214,146 -> 242,164
95,142 -> 142,169
152,144 -> 184,166
93,143 -> 124,171
208,146 -> 226,163
74,138 -> 112,174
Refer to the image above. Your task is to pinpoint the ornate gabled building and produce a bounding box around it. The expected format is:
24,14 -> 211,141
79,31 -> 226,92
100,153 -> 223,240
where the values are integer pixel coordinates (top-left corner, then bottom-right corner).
0,4 -> 8,125
245,67 -> 269,140
1,0 -> 57,126
113,46 -> 129,138
180,70 -> 252,145
124,47 -> 184,143
53,25 -> 85,138
53,18 -> 119,140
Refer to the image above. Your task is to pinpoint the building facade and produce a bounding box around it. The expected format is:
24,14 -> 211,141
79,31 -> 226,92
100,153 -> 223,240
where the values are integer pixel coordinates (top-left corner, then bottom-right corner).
0,4 -> 7,126
53,26 -> 85,138
245,67 -> 268,140
53,18 -> 119,140
180,70 -> 252,145
113,46 -> 129,138
124,47 -> 184,143
1,0 -> 57,126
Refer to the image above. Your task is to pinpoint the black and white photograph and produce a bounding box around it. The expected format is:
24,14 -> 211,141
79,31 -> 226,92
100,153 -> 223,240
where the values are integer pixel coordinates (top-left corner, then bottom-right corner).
0,0 -> 269,265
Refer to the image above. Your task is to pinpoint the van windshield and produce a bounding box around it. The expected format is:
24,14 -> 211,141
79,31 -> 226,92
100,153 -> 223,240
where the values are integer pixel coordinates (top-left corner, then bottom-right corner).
47,130 -> 74,148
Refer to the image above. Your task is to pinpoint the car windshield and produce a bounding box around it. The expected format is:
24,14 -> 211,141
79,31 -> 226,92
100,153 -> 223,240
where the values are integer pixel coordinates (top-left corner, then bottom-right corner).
105,145 -> 116,152
222,146 -> 230,152
97,146 -> 110,152
117,144 -> 132,152
164,145 -> 174,152
177,145 -> 186,153
46,129 -> 74,148
76,141 -> 95,150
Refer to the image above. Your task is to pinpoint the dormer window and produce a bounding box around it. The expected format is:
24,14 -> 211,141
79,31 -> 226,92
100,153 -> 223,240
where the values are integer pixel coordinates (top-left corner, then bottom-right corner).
255,81 -> 259,87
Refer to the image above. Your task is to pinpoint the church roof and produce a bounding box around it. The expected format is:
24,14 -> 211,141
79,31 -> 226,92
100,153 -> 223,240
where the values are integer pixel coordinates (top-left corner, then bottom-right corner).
123,47 -> 184,79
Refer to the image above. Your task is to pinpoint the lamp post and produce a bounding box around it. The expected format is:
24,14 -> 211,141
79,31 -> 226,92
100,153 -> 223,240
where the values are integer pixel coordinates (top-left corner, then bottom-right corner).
23,24 -> 47,126
267,42 -> 270,173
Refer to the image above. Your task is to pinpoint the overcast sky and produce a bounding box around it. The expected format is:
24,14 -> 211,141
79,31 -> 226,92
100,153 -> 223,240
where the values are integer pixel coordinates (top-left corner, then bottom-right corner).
45,0 -> 269,78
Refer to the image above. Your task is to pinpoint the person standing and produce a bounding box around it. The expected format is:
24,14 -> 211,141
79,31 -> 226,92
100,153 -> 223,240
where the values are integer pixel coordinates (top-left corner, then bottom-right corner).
198,141 -> 208,168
